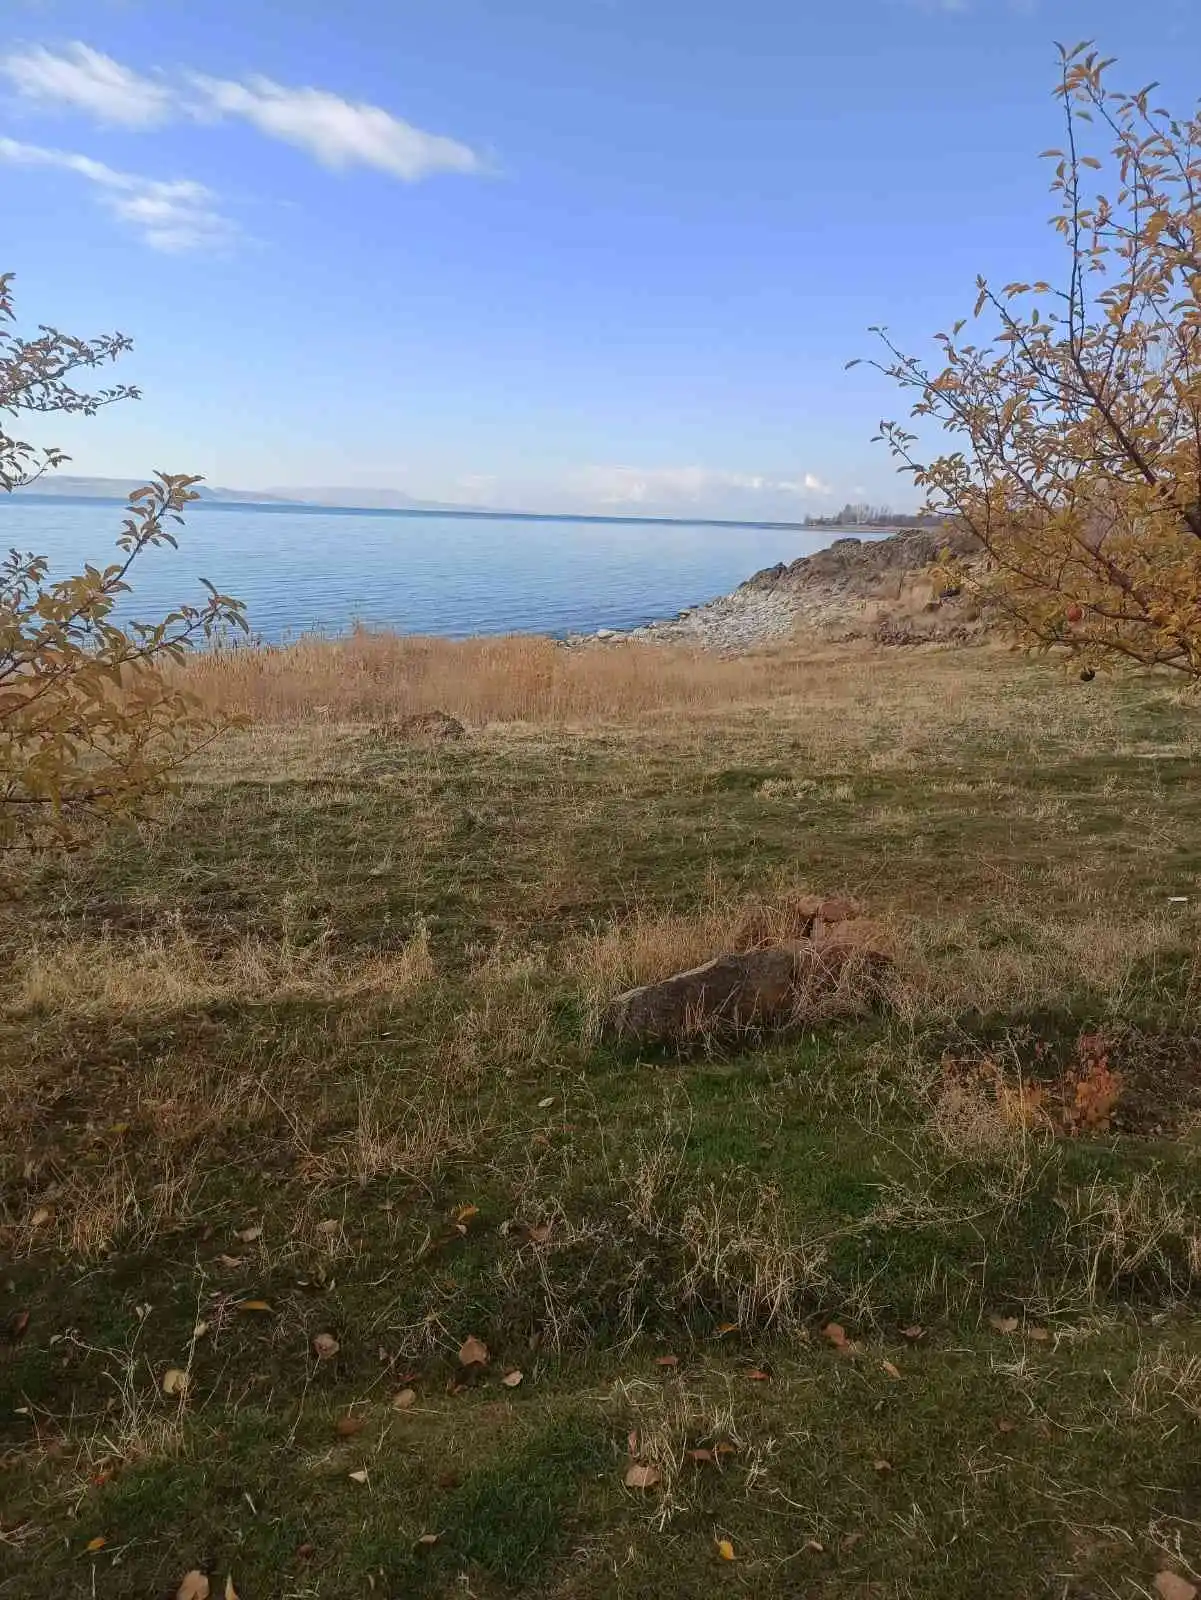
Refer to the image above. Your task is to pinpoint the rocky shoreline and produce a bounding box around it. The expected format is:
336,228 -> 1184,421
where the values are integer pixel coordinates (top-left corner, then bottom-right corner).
562,524 -> 985,654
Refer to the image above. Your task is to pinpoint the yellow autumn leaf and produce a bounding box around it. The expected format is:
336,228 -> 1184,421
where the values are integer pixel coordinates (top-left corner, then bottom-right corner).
716,1538 -> 736,1561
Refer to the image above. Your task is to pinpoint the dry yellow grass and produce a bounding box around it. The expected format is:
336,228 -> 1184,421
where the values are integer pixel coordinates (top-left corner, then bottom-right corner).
179,628 -> 827,725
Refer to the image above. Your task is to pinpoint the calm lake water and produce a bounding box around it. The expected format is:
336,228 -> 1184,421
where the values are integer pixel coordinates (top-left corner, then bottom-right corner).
2,496 -> 844,642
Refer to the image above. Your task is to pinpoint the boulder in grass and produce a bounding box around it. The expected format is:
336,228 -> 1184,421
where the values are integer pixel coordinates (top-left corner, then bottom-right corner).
387,710 -> 466,741
602,931 -> 891,1048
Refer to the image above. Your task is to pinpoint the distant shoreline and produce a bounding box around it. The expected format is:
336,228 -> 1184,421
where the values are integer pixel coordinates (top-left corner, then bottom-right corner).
4,490 -> 910,537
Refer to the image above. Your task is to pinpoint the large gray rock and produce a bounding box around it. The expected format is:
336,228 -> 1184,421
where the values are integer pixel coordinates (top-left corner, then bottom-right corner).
602,934 -> 890,1046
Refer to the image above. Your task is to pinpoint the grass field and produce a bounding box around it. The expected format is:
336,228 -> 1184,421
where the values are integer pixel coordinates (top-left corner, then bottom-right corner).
4,638 -> 1201,1598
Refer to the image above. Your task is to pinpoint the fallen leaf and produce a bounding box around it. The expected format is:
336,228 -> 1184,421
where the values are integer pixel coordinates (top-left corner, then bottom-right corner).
872,1457 -> 892,1474
224,1580 -> 239,1600
716,1539 -> 736,1561
458,1335 -> 489,1367
85,1536 -> 107,1553
686,1448 -> 714,1463
537,1096 -> 555,1109
1155,1574 -> 1199,1600
656,1354 -> 680,1368
501,1369 -> 524,1387
218,1255 -> 243,1269
746,1368 -> 771,1382
392,1388 -> 417,1410
803,1538 -> 825,1554
335,1416 -> 365,1437
715,1443 -> 738,1458
989,1315 -> 1020,1335
296,1543 -> 316,1560
881,1359 -> 903,1380
235,1225 -> 263,1243
312,1332 -> 340,1359
316,1218 -> 340,1235
997,1418 -> 1018,1434
715,1321 -> 739,1336
162,1367 -> 189,1397
416,1533 -> 440,1548
237,1299 -> 271,1314
526,1223 -> 553,1244
30,1207 -> 51,1228
840,1531 -> 865,1554
900,1325 -> 925,1341
624,1462 -> 661,1489
453,1204 -> 479,1225
1026,1325 -> 1051,1342
176,1573 -> 210,1600
347,1469 -> 369,1485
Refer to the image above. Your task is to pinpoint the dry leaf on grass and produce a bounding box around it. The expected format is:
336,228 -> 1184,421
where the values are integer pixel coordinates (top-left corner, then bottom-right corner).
335,1416 -> 365,1437
997,1418 -> 1018,1434
30,1207 -> 51,1227
347,1469 -> 369,1485
312,1332 -> 340,1359
162,1367 -> 189,1397
880,1359 -> 903,1380
803,1538 -> 825,1554
176,1574 -> 210,1600
538,1096 -> 555,1108
823,1322 -> 852,1351
746,1368 -> 771,1382
235,1225 -> 262,1243
989,1315 -> 1020,1335
237,1299 -> 271,1314
392,1388 -> 417,1410
901,1325 -> 925,1341
218,1255 -> 243,1269
316,1217 -> 340,1235
624,1463 -> 661,1490
686,1448 -> 714,1463
655,1354 -> 680,1369
1026,1325 -> 1051,1342
501,1369 -> 524,1387
716,1539 -> 736,1561
714,1321 -> 739,1336
458,1335 -> 489,1367
416,1533 -> 440,1548
453,1204 -> 479,1225
85,1536 -> 106,1553
872,1458 -> 892,1474
1155,1575 -> 1199,1600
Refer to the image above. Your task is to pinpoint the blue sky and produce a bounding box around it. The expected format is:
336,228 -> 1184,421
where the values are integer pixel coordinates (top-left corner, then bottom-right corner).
2,0 -> 1199,519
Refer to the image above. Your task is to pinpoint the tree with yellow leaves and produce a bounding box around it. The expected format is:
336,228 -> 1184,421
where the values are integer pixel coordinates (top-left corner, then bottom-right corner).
0,272 -> 245,852
864,44 -> 1201,681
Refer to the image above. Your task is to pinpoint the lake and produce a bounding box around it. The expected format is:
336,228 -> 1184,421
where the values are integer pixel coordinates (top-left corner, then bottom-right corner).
1,496 -> 852,642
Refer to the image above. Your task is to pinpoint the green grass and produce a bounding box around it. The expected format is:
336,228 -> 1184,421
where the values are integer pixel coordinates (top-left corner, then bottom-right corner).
4,647 -> 1201,1596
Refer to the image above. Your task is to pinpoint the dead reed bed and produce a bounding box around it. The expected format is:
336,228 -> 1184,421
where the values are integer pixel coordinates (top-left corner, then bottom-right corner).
178,627 -> 827,725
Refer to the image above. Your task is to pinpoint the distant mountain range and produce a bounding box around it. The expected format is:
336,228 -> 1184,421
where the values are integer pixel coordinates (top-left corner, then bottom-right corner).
12,475 -> 486,513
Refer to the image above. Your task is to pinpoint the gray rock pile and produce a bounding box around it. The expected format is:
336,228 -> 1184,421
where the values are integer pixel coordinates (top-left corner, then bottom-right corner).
564,525 -> 985,655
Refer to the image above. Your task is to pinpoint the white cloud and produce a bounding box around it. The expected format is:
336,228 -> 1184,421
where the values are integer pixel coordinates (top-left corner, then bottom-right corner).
0,41 -> 487,183
189,73 -> 486,181
575,465 -> 832,508
0,135 -> 231,250
0,42 -> 170,126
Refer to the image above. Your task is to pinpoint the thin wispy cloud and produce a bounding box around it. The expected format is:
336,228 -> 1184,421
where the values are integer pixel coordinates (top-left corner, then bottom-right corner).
0,134 -> 232,251
189,74 -> 486,180
0,42 -> 487,181
0,41 -> 170,126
